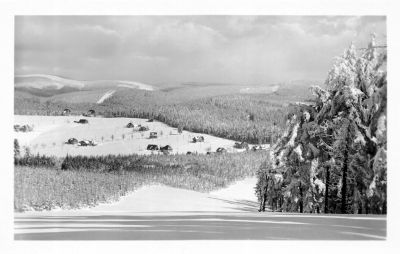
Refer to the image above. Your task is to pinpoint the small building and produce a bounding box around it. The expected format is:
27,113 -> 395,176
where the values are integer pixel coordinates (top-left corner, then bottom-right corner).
234,142 -> 249,149
75,119 -> 88,124
147,144 -> 159,150
216,147 -> 227,153
84,110 -> 96,117
79,140 -> 97,146
67,138 -> 78,144
192,136 -> 205,143
62,109 -> 71,116
251,145 -> 267,151
149,132 -> 158,139
160,145 -> 173,151
79,140 -> 90,146
127,123 -> 141,129
139,126 -> 149,132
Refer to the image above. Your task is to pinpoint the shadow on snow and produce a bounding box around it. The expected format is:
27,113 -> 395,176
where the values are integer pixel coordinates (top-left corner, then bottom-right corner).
15,212 -> 386,240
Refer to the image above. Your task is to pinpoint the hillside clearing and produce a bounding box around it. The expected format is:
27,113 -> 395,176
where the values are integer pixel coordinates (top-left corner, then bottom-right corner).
97,90 -> 115,104
14,115 -> 262,157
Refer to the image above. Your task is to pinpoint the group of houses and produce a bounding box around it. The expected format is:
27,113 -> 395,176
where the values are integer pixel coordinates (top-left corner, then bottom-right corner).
146,145 -> 228,155
62,109 -> 96,117
66,138 -> 98,147
188,147 -> 227,155
146,144 -> 173,154
60,111 -> 270,154
14,124 -> 34,132
192,136 -> 205,143
126,123 -> 150,132
233,141 -> 268,151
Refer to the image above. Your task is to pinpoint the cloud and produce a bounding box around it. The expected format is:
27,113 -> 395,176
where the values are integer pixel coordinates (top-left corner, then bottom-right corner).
14,16 -> 386,84
146,21 -> 227,58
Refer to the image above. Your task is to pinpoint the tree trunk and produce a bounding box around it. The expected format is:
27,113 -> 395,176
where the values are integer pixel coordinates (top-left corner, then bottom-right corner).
272,198 -> 275,211
259,191 -> 267,212
299,182 -> 303,213
382,200 -> 387,215
341,123 -> 351,214
341,151 -> 348,214
259,177 -> 268,212
324,166 -> 330,213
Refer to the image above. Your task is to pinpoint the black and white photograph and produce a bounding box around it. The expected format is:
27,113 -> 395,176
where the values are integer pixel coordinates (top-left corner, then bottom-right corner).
1,0 -> 399,253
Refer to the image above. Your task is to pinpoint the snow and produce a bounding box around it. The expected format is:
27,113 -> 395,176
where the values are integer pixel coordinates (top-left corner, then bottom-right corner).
14,115 -> 241,157
314,179 -> 326,193
16,74 -> 85,89
286,123 -> 299,147
117,81 -> 154,91
375,114 -> 386,142
293,144 -> 304,161
14,177 -> 386,240
239,85 -> 279,94
97,90 -> 115,104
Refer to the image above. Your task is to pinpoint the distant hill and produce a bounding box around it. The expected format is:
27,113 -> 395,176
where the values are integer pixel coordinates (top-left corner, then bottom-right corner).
14,74 -> 154,97
272,79 -> 325,101
238,79 -> 325,103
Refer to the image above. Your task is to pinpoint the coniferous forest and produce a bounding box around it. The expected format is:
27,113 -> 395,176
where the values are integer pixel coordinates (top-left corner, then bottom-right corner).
255,37 -> 387,214
15,85 -> 303,143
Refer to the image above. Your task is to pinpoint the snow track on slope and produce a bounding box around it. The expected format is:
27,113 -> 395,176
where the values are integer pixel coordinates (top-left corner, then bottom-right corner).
97,90 -> 115,104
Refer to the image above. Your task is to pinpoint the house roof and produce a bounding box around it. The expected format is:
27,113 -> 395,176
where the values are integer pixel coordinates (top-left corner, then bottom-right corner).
147,144 -> 158,149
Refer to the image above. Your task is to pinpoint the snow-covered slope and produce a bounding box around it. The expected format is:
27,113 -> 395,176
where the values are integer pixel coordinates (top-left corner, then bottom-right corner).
14,74 -> 154,97
15,74 -> 85,89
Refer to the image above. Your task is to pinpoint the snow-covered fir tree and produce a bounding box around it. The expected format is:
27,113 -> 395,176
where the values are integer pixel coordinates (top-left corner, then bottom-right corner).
255,33 -> 387,214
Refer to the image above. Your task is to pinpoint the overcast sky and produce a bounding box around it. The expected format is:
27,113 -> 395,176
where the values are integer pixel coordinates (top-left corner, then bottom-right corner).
15,16 -> 386,84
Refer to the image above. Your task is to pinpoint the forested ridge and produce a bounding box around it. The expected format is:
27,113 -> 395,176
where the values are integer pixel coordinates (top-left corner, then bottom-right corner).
256,36 -> 387,214
15,80 -> 321,143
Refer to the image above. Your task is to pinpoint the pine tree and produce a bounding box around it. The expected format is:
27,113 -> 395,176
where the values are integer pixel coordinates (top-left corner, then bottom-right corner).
256,33 -> 387,214
14,139 -> 20,158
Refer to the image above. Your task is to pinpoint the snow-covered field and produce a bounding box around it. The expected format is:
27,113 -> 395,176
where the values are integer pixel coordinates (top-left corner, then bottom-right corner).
14,177 -> 386,240
14,115 -> 244,157
13,116 -> 386,241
